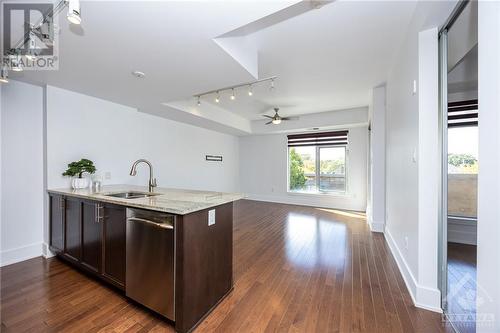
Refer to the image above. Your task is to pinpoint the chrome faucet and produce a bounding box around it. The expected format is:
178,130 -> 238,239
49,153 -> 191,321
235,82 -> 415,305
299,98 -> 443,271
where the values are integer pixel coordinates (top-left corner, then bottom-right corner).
129,159 -> 157,192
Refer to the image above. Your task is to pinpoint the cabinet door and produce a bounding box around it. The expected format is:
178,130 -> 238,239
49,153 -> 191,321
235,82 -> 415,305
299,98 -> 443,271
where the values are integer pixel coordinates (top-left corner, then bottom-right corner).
64,197 -> 81,261
81,201 -> 101,273
102,203 -> 126,288
49,194 -> 64,253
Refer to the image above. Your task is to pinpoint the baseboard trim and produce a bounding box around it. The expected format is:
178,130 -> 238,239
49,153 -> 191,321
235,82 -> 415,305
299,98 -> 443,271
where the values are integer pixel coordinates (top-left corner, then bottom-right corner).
369,220 -> 385,233
0,242 -> 44,267
42,242 -> 55,259
385,229 -> 442,313
448,216 -> 477,245
245,193 -> 365,212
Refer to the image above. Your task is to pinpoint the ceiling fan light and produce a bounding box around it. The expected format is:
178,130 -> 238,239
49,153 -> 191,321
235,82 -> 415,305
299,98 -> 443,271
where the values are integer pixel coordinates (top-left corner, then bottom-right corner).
67,0 -> 82,25
272,118 -> 281,125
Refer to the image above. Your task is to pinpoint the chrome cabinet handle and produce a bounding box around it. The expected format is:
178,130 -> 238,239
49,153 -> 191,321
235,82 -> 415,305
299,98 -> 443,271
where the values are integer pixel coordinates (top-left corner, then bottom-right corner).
95,203 -> 104,223
127,217 -> 173,229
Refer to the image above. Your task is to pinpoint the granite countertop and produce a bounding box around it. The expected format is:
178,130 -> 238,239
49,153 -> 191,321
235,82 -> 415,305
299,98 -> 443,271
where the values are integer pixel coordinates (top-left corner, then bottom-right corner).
48,185 -> 245,215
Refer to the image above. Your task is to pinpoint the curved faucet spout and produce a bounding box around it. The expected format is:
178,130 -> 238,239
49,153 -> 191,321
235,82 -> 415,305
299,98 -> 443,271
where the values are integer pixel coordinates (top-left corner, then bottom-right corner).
129,159 -> 157,192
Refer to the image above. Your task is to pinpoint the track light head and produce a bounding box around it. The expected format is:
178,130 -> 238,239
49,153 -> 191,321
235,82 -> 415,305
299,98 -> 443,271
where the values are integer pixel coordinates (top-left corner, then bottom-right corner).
248,85 -> 253,96
67,0 -> 82,25
11,56 -> 23,72
230,88 -> 236,100
197,96 -> 201,106
0,65 -> 8,83
215,91 -> 220,103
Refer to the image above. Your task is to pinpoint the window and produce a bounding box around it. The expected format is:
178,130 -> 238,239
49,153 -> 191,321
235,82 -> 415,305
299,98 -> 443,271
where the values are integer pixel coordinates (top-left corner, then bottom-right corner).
447,99 -> 478,218
288,131 -> 348,194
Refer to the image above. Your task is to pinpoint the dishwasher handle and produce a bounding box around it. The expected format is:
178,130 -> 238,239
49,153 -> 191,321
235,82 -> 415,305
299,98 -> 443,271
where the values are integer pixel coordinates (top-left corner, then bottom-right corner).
127,217 -> 174,229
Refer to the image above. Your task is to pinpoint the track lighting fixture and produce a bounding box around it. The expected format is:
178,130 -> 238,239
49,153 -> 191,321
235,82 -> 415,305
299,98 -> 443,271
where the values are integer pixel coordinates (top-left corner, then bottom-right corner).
67,0 -> 82,25
11,55 -> 23,72
197,96 -> 201,106
193,76 -> 277,104
0,65 -> 8,83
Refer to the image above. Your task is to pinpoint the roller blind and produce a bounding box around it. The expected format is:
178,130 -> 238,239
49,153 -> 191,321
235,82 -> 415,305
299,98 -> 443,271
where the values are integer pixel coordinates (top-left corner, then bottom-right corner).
448,99 -> 478,128
287,130 -> 348,147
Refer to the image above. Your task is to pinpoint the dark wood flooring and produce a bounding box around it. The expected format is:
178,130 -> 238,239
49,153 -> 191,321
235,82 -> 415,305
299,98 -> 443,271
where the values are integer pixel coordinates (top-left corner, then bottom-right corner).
1,200 -> 453,332
446,242 -> 477,333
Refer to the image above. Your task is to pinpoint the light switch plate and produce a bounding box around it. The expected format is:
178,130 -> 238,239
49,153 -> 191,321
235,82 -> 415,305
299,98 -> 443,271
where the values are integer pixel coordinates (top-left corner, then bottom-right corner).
208,209 -> 216,226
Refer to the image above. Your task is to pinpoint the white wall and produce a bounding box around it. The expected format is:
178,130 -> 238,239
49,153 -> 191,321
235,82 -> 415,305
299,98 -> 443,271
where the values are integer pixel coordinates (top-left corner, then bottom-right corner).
239,126 -> 368,211
0,81 -> 45,266
477,2 -> 500,331
384,1 -> 456,312
0,82 -> 240,265
46,86 -> 240,193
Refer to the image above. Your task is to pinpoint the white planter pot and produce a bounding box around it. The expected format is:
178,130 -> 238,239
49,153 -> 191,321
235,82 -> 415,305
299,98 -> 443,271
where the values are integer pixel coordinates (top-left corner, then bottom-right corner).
72,177 -> 89,189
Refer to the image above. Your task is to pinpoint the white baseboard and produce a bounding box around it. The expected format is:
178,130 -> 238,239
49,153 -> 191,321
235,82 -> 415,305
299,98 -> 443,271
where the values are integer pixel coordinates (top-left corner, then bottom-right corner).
42,242 -> 55,258
0,242 -> 44,267
385,229 -> 442,313
369,220 -> 385,233
245,193 -> 365,212
448,216 -> 477,245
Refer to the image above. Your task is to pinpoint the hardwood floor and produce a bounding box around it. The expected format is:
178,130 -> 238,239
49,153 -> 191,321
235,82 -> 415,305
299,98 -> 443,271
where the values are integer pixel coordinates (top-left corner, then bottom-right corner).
1,200 -> 452,332
446,242 -> 477,333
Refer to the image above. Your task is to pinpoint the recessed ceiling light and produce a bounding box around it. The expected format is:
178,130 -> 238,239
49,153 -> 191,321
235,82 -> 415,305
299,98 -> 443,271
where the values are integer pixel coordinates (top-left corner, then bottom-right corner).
132,70 -> 145,78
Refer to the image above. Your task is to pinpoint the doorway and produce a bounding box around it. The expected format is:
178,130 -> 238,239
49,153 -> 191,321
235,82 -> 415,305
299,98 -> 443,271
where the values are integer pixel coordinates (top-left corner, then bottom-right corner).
439,1 -> 478,333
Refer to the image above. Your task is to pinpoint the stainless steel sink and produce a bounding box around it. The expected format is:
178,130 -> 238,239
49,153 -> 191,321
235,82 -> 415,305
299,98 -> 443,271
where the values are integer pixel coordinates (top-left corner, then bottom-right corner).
105,191 -> 160,199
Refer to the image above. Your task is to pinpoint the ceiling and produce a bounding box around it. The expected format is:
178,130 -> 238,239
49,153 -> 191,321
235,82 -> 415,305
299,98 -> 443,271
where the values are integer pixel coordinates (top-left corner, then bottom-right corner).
8,0 -> 418,134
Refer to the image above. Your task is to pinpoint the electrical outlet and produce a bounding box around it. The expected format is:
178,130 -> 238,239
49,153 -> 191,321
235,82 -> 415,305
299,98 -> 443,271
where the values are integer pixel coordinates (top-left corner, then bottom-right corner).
208,209 -> 216,226
404,236 -> 409,250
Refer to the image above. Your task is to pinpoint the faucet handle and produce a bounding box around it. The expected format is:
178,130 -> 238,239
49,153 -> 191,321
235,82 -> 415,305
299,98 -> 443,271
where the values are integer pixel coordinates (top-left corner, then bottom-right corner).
150,178 -> 157,188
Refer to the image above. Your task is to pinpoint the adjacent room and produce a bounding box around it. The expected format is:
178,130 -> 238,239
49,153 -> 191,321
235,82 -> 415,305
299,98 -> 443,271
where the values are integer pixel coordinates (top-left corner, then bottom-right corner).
1,1 -> 500,333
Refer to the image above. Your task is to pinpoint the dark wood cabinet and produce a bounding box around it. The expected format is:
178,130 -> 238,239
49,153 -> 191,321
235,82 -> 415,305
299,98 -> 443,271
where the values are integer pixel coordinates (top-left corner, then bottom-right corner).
81,200 -> 101,273
49,194 -> 64,253
49,195 -> 126,289
102,203 -> 126,287
64,197 -> 81,262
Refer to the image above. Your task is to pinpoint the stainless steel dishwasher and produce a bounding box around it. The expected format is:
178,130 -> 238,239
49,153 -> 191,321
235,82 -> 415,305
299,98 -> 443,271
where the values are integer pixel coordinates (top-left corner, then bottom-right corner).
126,208 -> 175,320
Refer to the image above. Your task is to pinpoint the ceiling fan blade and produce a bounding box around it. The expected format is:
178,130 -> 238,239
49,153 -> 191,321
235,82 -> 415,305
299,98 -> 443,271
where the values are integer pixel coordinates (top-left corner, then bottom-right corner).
281,116 -> 299,121
265,121 -> 273,125
263,115 -> 273,119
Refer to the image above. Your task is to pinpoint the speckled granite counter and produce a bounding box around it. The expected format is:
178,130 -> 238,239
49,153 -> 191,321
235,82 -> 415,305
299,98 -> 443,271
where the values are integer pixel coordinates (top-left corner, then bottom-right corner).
48,184 -> 244,215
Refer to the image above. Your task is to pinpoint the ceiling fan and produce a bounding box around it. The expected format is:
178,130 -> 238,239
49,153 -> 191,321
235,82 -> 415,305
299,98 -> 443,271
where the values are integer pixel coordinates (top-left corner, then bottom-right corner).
263,108 -> 297,125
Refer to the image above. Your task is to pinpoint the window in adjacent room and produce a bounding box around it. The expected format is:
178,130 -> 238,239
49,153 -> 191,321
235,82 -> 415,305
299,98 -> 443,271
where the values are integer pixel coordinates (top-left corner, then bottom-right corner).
288,130 -> 348,194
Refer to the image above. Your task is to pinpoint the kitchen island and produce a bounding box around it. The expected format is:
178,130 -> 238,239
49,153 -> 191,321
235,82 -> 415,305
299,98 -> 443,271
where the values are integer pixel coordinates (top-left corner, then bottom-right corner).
48,185 -> 243,333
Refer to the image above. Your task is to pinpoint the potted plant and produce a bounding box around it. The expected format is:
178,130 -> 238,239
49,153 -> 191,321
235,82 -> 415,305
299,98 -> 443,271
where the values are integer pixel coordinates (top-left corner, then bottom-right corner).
62,158 -> 97,189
